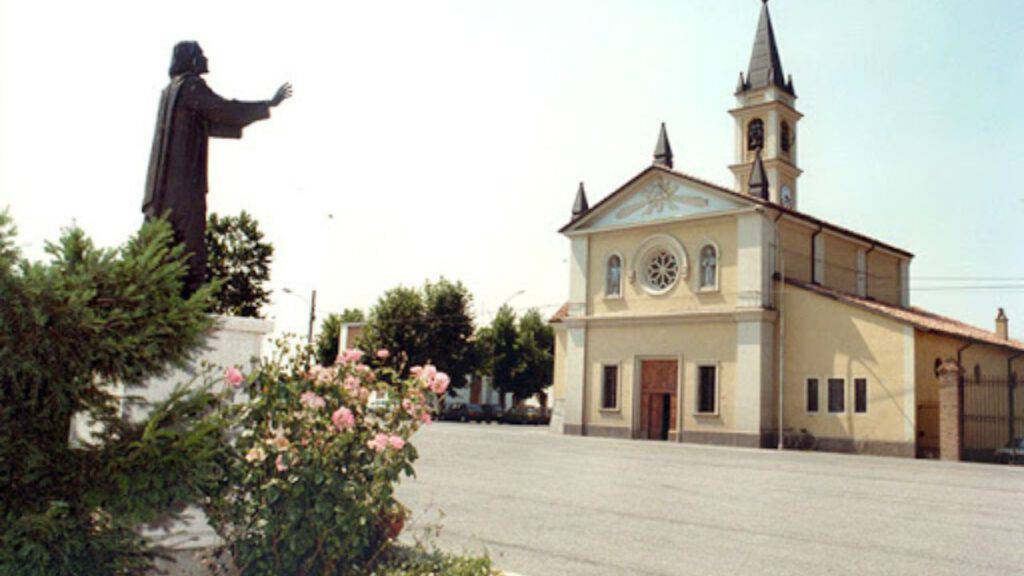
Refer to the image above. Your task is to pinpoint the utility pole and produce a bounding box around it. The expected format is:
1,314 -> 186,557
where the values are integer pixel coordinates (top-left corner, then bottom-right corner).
307,289 -> 317,348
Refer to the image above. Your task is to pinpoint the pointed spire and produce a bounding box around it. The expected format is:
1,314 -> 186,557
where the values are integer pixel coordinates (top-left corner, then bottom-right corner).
653,122 -> 674,169
748,147 -> 769,199
572,182 -> 589,216
740,0 -> 793,95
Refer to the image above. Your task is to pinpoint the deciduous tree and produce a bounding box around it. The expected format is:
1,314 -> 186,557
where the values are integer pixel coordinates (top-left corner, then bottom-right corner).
205,211 -> 273,318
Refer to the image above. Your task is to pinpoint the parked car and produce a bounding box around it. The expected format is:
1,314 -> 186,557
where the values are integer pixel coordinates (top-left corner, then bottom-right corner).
440,402 -> 471,422
994,437 -> 1024,464
501,405 -> 550,425
479,404 -> 504,423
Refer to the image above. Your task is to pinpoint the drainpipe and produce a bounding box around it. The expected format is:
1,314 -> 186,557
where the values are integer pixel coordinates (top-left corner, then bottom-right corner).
1009,352 -> 1023,443
773,211 -> 786,449
810,225 -> 824,285
863,244 -> 876,299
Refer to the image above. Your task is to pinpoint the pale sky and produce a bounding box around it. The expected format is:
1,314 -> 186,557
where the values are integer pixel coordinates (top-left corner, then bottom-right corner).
2,0 -> 1022,340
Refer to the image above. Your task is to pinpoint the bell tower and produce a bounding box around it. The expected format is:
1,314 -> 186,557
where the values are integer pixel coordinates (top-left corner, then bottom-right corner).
729,0 -> 802,209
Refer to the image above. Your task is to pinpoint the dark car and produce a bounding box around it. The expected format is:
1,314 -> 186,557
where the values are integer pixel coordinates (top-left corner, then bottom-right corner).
501,405 -> 550,425
436,399 -> 475,422
480,404 -> 504,423
994,437 -> 1024,464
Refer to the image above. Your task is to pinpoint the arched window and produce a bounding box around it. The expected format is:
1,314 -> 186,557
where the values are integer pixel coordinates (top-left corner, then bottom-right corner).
780,121 -> 791,153
605,254 -> 622,297
698,244 -> 718,291
747,118 -> 764,151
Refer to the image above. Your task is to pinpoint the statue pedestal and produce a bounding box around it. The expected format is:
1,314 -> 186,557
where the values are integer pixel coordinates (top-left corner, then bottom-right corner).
137,315 -> 273,552
70,315 -> 273,558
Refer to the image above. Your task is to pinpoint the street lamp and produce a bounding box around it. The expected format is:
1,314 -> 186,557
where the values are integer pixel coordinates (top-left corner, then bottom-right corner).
282,287 -> 317,347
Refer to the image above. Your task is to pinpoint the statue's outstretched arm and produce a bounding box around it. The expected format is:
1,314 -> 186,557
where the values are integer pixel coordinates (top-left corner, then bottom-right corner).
181,77 -> 270,130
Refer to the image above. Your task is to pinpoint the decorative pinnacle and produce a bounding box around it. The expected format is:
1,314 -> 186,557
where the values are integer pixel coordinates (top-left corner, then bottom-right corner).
572,182 -> 589,216
653,122 -> 674,169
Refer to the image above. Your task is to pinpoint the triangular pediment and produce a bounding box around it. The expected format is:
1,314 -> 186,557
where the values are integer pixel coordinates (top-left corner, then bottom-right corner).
569,168 -> 751,233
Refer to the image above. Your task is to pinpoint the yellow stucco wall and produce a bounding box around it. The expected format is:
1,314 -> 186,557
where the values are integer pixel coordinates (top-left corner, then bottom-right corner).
823,234 -> 860,295
587,215 -> 739,317
584,320 -> 738,435
552,327 -> 567,402
778,220 -> 812,283
867,251 -> 901,306
913,331 -> 1016,453
782,285 -> 914,449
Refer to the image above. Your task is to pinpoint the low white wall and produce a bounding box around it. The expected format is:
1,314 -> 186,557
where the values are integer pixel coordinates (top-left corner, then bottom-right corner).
71,315 -> 273,551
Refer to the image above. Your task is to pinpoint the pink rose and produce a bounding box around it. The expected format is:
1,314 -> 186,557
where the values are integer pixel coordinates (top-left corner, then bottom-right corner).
367,433 -> 389,452
430,372 -> 451,395
300,391 -> 326,410
332,407 -> 355,431
376,348 -> 390,359
410,366 -> 423,378
419,412 -> 433,425
388,434 -> 406,450
225,366 -> 244,387
341,349 -> 364,363
275,454 -> 289,472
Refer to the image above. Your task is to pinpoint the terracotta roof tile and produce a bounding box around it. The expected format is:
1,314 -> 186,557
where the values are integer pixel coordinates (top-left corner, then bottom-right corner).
549,303 -> 569,324
787,279 -> 1024,353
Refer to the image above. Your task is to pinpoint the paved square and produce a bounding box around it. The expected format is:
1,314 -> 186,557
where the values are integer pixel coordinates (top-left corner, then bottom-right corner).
397,423 -> 1024,576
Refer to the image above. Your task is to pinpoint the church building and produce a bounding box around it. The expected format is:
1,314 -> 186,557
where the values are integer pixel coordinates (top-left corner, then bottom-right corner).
548,1 -> 1024,459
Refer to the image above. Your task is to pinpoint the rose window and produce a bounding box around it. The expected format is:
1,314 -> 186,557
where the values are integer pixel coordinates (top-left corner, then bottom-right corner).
644,250 -> 679,291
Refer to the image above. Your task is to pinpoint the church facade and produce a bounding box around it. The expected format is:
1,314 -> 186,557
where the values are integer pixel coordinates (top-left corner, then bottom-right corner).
548,2 -> 1024,458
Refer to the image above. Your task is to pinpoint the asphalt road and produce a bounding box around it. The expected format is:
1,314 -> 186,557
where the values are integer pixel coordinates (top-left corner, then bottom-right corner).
396,423 -> 1024,576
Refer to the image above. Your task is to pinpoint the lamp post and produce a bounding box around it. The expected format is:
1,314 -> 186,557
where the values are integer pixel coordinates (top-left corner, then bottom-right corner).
282,287 -> 317,347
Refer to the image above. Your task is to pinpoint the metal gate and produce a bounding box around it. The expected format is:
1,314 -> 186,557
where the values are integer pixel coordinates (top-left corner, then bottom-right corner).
962,374 -> 1021,462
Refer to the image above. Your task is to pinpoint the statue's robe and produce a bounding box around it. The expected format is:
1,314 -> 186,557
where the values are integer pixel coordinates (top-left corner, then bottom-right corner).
143,73 -> 270,295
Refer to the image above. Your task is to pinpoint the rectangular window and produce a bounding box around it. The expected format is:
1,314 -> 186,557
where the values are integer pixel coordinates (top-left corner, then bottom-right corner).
806,378 -> 819,413
697,365 -> 717,414
854,378 -> 867,413
827,378 -> 845,413
601,365 -> 618,410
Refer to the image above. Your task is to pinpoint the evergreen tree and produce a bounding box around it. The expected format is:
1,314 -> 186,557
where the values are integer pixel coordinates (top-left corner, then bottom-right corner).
0,211 -> 230,575
315,308 -> 365,366
205,210 -> 273,318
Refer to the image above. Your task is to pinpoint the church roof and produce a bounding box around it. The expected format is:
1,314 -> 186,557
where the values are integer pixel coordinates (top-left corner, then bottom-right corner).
739,0 -> 794,96
788,279 -> 1024,353
559,164 -> 913,258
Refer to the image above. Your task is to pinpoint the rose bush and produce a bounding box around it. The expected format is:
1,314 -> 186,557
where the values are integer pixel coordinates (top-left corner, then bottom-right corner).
202,339 -> 479,575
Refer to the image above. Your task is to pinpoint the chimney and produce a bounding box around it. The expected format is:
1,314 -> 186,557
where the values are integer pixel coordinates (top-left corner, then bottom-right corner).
996,308 -> 1008,340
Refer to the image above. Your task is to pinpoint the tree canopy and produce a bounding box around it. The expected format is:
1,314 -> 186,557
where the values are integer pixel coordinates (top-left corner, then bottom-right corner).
205,210 -> 273,318
361,279 -> 479,391
480,306 -> 554,402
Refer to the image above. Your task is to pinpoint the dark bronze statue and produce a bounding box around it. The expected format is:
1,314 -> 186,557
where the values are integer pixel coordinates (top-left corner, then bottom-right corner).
142,41 -> 291,296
